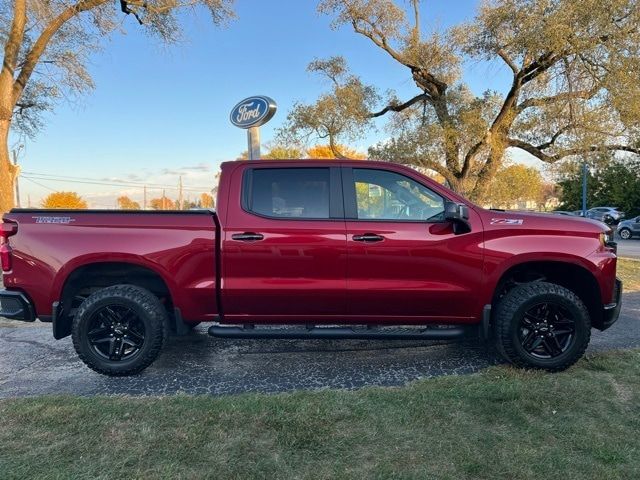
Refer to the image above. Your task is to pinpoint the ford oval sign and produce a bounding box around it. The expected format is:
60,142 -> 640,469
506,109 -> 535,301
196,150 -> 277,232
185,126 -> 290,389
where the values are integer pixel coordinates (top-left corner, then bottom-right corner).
230,96 -> 277,129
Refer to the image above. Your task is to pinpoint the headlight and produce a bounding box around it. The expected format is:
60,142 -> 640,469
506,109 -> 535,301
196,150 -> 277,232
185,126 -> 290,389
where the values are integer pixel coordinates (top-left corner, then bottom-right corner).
600,231 -> 615,247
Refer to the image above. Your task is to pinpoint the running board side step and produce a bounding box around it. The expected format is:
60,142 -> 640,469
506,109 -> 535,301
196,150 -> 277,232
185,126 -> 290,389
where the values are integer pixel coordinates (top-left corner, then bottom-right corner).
208,325 -> 468,340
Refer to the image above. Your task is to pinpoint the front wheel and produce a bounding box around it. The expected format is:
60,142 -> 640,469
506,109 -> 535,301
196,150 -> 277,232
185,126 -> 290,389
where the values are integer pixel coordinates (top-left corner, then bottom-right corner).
72,285 -> 167,376
494,282 -> 591,372
619,228 -> 632,240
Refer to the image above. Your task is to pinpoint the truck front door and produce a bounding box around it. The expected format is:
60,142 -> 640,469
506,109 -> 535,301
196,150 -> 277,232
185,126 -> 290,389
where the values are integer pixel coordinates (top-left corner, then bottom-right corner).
342,166 -> 484,323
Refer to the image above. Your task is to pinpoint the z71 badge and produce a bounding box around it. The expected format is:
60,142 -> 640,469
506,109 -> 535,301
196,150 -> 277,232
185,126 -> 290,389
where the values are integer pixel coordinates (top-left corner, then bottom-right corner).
32,216 -> 76,224
490,218 -> 524,225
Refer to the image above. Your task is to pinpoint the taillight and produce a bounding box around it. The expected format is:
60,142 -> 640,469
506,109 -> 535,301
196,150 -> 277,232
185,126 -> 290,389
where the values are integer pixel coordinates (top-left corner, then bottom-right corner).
0,221 -> 18,272
0,243 -> 12,272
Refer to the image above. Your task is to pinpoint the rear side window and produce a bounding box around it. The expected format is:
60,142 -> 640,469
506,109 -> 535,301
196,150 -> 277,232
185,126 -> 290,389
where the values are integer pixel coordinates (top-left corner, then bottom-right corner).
245,168 -> 331,219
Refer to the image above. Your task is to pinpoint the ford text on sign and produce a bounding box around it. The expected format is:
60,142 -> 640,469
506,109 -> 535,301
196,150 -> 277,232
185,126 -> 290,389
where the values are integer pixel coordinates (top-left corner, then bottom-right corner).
229,96 -> 277,129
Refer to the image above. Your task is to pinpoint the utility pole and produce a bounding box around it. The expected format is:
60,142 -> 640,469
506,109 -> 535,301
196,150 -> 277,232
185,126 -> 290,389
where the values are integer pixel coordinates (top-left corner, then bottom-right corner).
143,185 -> 147,210
12,145 -> 23,208
582,162 -> 588,215
27,194 -> 31,208
178,176 -> 184,210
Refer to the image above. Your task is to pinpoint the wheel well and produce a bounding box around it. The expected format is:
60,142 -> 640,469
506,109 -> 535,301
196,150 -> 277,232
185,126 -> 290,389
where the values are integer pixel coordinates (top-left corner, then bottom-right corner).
55,262 -> 173,338
493,261 -> 603,327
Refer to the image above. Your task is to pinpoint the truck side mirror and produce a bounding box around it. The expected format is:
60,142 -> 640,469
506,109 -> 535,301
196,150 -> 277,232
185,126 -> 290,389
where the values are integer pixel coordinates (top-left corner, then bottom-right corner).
444,201 -> 471,234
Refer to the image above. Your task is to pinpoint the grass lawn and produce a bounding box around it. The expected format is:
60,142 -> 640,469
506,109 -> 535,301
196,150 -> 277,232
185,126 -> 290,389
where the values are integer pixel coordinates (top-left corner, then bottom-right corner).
1,349 -> 639,479
618,258 -> 640,292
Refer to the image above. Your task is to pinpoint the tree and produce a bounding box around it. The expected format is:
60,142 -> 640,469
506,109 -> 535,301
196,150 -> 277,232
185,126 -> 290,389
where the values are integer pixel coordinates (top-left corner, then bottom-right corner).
200,192 -> 214,208
278,57 -> 378,159
558,158 -> 640,216
481,163 -> 544,209
150,196 -> 175,210
0,0 -> 235,214
237,144 -> 306,160
283,0 -> 640,199
41,191 -> 87,209
263,145 -> 305,159
117,195 -> 140,210
307,144 -> 366,159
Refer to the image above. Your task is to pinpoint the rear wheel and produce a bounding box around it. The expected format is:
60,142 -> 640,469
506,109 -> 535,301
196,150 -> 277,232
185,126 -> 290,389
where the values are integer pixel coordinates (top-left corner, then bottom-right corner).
72,285 -> 167,376
619,228 -> 632,240
494,282 -> 591,371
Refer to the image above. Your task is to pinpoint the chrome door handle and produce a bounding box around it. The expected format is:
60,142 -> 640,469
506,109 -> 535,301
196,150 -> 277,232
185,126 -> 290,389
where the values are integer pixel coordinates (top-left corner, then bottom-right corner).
231,232 -> 264,242
352,233 -> 384,242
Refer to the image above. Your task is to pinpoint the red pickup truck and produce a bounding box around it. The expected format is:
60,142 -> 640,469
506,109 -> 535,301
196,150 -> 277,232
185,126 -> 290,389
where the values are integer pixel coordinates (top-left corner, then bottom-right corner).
0,160 -> 621,376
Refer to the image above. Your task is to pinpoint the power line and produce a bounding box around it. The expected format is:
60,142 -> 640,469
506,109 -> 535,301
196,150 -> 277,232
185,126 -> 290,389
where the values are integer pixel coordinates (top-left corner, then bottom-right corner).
22,176 -> 57,192
21,174 -> 212,193
20,170 -> 215,191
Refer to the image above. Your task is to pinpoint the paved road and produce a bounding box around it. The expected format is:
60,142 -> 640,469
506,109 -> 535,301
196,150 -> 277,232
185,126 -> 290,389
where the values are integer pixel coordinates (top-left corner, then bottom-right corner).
1,292 -> 638,397
617,238 -> 640,259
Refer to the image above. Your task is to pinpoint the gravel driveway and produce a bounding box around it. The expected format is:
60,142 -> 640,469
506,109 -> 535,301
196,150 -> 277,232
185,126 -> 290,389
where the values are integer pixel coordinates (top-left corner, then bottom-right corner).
1,291 -> 638,397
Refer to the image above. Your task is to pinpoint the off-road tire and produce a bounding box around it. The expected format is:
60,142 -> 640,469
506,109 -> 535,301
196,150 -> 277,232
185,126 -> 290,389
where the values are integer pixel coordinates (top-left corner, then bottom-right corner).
619,228 -> 632,240
72,285 -> 167,376
494,282 -> 591,372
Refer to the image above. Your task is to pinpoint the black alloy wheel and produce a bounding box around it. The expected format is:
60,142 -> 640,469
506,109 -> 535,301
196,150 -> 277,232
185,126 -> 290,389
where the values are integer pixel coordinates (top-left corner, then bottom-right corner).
87,305 -> 146,361
518,302 -> 575,359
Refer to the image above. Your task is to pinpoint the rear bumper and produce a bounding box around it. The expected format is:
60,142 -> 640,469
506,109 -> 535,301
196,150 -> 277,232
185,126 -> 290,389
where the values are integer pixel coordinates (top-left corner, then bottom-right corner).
0,289 -> 36,321
600,278 -> 622,331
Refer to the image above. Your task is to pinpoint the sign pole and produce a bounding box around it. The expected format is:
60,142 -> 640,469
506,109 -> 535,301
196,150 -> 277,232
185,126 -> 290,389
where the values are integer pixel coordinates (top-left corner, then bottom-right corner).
248,127 -> 261,160
230,96 -> 277,160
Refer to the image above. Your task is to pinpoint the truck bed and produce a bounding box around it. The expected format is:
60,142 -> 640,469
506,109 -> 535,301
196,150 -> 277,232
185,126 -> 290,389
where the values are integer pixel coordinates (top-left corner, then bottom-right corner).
2,209 -> 219,323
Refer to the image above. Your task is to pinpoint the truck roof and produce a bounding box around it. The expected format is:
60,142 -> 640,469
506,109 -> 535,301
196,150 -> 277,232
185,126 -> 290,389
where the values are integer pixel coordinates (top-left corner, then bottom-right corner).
220,159 -> 386,168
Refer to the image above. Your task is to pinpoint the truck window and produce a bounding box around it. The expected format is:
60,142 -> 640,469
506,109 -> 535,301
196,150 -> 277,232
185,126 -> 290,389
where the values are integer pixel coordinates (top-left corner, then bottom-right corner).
246,168 -> 331,219
352,168 -> 445,222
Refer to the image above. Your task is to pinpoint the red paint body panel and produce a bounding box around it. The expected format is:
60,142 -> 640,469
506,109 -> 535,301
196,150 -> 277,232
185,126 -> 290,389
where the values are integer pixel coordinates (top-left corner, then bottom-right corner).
2,212 -> 217,322
220,161 -> 347,322
1,160 -> 617,330
345,220 -> 484,323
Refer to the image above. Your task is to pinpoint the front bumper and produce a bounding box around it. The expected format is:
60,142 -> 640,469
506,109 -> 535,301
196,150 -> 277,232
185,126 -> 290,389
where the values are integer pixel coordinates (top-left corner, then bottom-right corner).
0,289 -> 36,321
600,278 -> 622,331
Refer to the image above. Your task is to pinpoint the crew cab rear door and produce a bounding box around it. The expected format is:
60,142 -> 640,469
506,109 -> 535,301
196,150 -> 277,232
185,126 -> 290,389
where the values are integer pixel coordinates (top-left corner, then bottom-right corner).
221,165 -> 347,322
341,166 -> 484,322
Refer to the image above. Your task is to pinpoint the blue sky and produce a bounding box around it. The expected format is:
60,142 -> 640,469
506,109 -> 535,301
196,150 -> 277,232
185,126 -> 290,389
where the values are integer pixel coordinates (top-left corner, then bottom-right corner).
15,0 -> 518,207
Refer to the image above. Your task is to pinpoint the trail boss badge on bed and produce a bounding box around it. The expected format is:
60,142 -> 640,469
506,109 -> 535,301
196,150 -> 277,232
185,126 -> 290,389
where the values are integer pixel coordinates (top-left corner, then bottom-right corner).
230,96 -> 277,129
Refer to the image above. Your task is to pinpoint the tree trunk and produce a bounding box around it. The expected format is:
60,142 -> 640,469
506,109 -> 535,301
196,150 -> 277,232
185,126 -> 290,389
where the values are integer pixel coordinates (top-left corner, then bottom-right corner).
0,119 -> 16,214
471,142 -> 507,202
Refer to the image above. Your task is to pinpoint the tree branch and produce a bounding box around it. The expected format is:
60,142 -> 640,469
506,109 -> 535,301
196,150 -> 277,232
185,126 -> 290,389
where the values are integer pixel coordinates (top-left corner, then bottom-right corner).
411,0 -> 420,46
368,92 -> 430,118
518,88 -> 599,111
412,158 -> 459,185
537,127 -> 570,150
126,0 -> 201,15
497,48 -> 519,75
12,0 -> 110,103
461,139 -> 486,177
351,20 -> 407,67
2,0 -> 27,75
520,51 -> 563,84
508,138 -> 640,163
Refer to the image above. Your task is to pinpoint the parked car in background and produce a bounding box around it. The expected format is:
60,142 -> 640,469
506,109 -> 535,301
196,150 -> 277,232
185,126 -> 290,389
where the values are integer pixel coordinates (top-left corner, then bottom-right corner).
617,216 -> 640,240
586,207 -> 625,225
572,210 -> 585,217
552,211 -> 575,216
